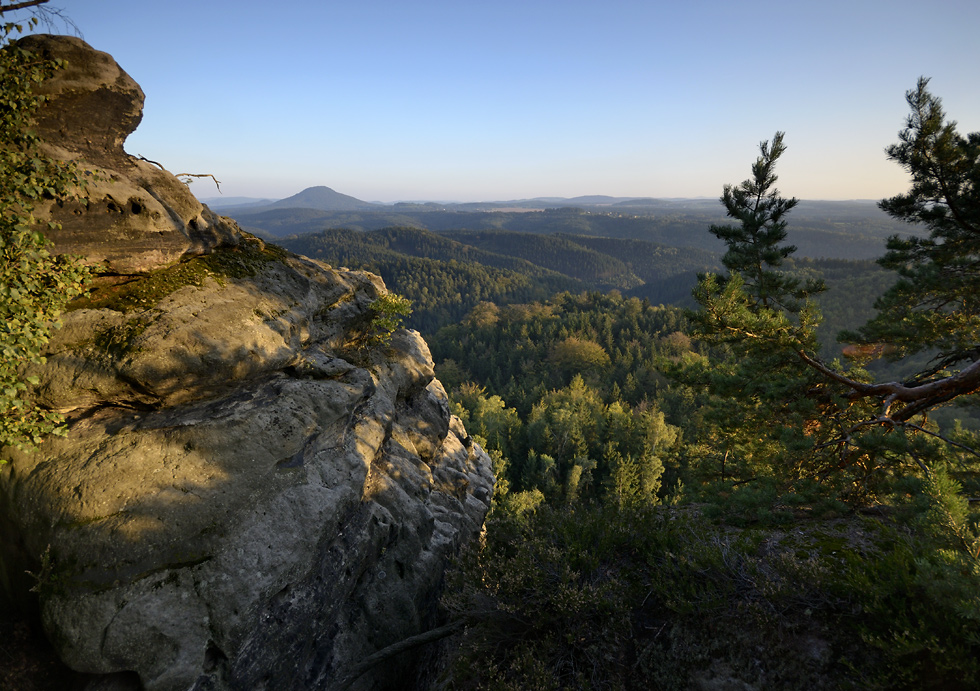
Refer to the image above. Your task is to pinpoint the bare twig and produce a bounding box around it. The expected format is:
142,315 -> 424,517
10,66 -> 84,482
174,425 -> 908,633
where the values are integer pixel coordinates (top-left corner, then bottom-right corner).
0,1 -> 80,35
0,0 -> 50,14
136,154 -> 166,170
176,173 -> 222,192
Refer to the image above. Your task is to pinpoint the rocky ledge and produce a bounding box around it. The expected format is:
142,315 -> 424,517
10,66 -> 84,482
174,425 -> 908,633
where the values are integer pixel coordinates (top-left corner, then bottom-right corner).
0,35 -> 493,691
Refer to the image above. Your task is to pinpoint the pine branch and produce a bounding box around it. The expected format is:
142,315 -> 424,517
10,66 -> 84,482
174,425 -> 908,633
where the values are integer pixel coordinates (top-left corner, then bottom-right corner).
902,421 -> 980,458
795,350 -> 980,423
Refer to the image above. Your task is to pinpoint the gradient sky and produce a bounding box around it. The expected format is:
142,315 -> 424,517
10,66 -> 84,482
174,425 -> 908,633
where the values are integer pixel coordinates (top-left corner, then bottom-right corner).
22,0 -> 980,202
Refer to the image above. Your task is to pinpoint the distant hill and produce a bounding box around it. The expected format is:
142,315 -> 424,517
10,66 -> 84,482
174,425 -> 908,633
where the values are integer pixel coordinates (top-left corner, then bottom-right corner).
277,226 -> 720,332
279,227 -> 585,332
201,196 -> 275,210
229,202 -> 911,261
270,186 -> 377,212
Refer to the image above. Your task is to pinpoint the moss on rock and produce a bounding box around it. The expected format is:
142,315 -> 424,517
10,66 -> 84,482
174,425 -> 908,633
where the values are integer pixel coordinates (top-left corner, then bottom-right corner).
70,237 -> 291,314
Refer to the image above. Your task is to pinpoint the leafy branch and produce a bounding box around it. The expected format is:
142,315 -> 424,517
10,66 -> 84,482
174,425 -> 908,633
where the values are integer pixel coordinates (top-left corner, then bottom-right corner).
0,18 -> 92,459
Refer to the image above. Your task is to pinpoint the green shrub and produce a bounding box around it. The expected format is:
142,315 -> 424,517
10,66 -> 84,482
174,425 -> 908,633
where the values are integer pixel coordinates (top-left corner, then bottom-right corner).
366,292 -> 412,346
439,501 -> 980,689
1,22 -> 91,458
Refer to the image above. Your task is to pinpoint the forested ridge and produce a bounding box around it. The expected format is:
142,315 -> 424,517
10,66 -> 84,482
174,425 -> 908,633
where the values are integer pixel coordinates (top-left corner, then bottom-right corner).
267,179 -> 980,687
281,227 -> 584,332
438,229 -> 645,288
279,226 -> 719,331
234,201 -> 912,259
421,84 -> 980,688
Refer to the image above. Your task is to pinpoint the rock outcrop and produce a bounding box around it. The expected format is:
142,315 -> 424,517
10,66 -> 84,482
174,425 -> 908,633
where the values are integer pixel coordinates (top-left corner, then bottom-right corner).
0,35 -> 493,690
17,34 -> 240,274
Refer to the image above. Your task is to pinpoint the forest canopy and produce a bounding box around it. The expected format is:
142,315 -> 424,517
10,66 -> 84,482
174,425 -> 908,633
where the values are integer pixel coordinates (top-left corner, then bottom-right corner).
431,80 -> 980,689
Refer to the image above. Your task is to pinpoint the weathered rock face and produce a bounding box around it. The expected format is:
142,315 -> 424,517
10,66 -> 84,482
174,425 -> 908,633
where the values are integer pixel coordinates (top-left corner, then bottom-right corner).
0,36 -> 493,691
15,34 -> 239,274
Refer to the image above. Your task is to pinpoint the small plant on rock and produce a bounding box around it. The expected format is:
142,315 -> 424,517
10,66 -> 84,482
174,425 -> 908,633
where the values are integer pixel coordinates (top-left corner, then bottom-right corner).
365,292 -> 412,347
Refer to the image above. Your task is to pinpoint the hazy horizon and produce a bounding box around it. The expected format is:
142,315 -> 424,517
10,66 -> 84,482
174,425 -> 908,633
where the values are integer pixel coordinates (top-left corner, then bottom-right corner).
199,192 -> 719,207
28,0 -> 980,203
199,187 -> 888,207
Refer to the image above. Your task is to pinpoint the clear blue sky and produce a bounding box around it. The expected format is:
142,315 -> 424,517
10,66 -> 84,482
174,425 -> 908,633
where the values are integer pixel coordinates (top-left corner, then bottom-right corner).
24,0 -> 980,202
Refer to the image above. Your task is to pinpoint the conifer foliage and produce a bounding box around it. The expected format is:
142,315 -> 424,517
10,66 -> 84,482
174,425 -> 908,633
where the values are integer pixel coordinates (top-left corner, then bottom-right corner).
708,131 -> 824,311
687,134 -> 835,489
689,84 -> 980,499
852,78 -> 980,395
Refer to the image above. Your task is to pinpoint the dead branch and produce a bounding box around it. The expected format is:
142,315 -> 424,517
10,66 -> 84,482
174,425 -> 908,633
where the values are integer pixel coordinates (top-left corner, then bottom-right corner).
176,173 -> 222,192
332,618 -> 467,691
796,349 -> 980,423
0,0 -> 50,14
135,155 -> 222,193
136,154 -> 166,170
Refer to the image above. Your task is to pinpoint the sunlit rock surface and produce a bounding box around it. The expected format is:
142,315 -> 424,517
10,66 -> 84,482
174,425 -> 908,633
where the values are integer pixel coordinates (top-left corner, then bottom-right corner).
17,34 -> 239,274
0,35 -> 492,691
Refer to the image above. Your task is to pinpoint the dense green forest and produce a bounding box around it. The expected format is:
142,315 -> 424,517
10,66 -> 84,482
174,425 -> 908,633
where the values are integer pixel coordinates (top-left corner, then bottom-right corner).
424,284 -> 980,688
425,277 -> 967,506
430,292 -> 689,501
278,226 -> 719,331
272,199 -> 980,688
426,90 -> 980,687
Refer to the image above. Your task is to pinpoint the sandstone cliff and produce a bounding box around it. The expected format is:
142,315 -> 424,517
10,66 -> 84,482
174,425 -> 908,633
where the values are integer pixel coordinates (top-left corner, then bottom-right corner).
0,35 -> 493,691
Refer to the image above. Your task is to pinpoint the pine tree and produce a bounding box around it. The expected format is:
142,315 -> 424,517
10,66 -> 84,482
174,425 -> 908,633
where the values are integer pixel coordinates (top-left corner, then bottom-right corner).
688,84 -> 980,498
848,78 -> 980,407
687,134 -> 835,487
708,132 -> 824,311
